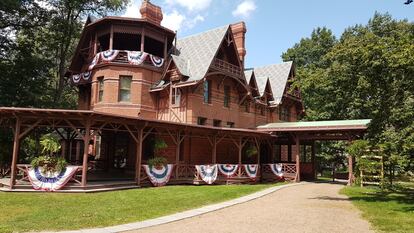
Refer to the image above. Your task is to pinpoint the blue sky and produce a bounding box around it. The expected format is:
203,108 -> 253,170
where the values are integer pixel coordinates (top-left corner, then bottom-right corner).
121,0 -> 413,68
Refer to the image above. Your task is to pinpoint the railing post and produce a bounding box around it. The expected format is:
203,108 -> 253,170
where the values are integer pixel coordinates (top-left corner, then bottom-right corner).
81,119 -> 91,187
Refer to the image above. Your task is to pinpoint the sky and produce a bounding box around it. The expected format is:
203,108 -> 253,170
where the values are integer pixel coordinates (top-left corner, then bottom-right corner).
120,0 -> 413,68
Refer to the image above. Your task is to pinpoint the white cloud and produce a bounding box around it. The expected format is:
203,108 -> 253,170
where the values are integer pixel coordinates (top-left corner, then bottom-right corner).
165,0 -> 212,12
122,1 -> 141,18
186,14 -> 205,29
162,10 -> 186,31
232,0 -> 256,18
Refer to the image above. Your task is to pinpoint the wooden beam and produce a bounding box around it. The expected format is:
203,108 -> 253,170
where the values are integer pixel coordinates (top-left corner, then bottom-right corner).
136,127 -> 144,185
109,24 -> 113,50
238,137 -> 242,177
18,119 -> 41,140
81,119 -> 91,187
140,28 -> 145,51
212,135 -> 217,163
295,134 -> 300,182
9,118 -> 21,189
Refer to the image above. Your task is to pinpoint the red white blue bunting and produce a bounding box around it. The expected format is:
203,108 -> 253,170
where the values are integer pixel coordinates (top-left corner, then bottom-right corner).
82,71 -> 92,80
127,51 -> 148,65
149,54 -> 164,67
88,53 -> 100,70
269,163 -> 284,177
218,164 -> 238,177
244,164 -> 259,180
101,50 -> 119,62
27,166 -> 78,191
196,164 -> 218,184
143,164 -> 174,187
72,74 -> 81,83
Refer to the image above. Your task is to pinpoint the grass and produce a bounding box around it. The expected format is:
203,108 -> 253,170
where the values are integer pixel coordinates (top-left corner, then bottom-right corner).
0,183 -> 283,233
341,184 -> 414,233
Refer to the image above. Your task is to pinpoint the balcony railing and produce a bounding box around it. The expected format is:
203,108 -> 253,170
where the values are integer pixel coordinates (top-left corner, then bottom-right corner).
71,50 -> 165,85
211,58 -> 243,80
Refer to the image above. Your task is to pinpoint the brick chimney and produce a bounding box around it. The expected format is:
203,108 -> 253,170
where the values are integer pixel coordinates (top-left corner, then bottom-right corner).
140,0 -> 163,25
230,22 -> 247,67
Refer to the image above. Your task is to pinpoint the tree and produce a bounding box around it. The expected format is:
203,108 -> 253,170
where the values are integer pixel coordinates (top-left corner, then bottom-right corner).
283,13 -> 414,184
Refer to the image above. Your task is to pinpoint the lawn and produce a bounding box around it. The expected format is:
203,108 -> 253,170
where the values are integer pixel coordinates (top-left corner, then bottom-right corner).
0,183 -> 282,233
341,184 -> 414,233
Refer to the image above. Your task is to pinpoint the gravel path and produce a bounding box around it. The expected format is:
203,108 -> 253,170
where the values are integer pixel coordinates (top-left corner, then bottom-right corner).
126,182 -> 373,233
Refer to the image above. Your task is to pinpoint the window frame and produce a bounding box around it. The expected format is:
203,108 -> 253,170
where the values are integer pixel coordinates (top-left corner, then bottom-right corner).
223,85 -> 230,108
203,80 -> 211,104
197,117 -> 207,125
118,76 -> 132,102
171,87 -> 181,107
97,76 -> 104,102
213,119 -> 221,127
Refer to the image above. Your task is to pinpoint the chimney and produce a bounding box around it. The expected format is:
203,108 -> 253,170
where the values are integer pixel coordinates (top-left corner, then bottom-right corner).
140,0 -> 163,25
230,22 -> 247,67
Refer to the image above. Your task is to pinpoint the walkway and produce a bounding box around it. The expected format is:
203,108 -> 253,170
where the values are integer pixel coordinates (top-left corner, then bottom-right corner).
126,182 -> 373,233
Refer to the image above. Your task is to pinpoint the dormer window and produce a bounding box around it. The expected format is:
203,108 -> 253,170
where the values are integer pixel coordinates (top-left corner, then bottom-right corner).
171,88 -> 181,107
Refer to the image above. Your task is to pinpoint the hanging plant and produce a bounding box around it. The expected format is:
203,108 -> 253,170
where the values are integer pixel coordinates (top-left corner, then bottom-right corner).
245,144 -> 258,158
153,137 -> 168,157
30,134 -> 66,174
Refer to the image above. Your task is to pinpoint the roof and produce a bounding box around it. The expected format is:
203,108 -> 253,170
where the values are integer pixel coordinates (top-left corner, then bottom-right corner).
244,69 -> 254,83
255,76 -> 269,96
253,61 -> 293,105
174,25 -> 229,82
257,119 -> 371,132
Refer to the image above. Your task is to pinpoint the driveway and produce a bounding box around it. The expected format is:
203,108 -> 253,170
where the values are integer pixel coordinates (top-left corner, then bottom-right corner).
126,182 -> 373,233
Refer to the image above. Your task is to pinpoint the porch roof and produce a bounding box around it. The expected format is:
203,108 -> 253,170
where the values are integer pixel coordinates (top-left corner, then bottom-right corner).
0,107 -> 269,137
257,119 -> 371,132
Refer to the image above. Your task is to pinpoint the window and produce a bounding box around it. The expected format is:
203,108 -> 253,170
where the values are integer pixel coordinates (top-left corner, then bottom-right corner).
171,88 -> 181,107
244,100 -> 250,113
273,145 -> 281,162
279,106 -> 290,121
197,117 -> 207,125
224,85 -> 230,107
119,76 -> 132,102
213,119 -> 221,127
226,122 -> 235,128
97,77 -> 104,102
203,80 -> 211,104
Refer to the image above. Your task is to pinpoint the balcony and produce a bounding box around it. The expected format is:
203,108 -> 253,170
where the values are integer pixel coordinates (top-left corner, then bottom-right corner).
211,58 -> 243,81
71,50 -> 165,85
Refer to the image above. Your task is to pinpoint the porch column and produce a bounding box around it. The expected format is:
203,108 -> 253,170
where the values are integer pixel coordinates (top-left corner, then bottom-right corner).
295,134 -> 301,182
175,131 -> 181,178
312,141 -> 316,179
348,155 -> 354,186
109,25 -> 113,50
9,118 -> 21,189
238,137 -> 242,177
135,128 -> 144,186
140,28 -> 145,51
81,120 -> 91,187
212,135 -> 217,164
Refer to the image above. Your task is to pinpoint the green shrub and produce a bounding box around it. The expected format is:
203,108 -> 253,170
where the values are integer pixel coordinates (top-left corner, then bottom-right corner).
147,156 -> 168,168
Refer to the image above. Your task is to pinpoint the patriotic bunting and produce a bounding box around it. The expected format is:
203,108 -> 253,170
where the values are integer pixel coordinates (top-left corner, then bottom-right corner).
149,54 -> 164,67
196,164 -> 218,184
143,164 -> 174,187
27,166 -> 78,191
218,164 -> 238,177
82,71 -> 92,80
127,51 -> 148,65
72,74 -> 81,83
244,164 -> 259,180
101,50 -> 119,62
88,53 -> 100,70
269,163 -> 284,177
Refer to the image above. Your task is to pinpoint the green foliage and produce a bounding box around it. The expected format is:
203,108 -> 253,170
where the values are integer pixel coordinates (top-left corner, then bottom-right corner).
30,156 -> 67,174
283,13 -> 414,183
40,134 -> 61,156
153,137 -> 168,156
245,144 -> 258,158
147,156 -> 168,168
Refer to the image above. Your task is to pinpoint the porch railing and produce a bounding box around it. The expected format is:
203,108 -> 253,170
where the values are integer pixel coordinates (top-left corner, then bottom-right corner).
211,58 -> 243,80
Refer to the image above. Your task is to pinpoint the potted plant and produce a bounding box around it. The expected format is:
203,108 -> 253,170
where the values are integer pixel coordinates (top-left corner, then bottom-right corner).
147,137 -> 168,169
30,134 -> 67,175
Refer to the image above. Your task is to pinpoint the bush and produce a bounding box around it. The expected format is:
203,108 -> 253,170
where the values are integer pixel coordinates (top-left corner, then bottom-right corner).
31,156 -> 67,173
147,156 -> 168,168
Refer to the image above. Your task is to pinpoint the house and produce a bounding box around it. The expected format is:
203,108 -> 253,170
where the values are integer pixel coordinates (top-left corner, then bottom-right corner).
0,0 -> 369,191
